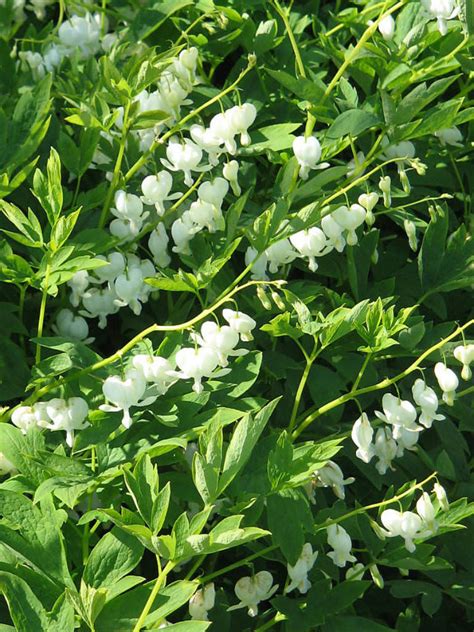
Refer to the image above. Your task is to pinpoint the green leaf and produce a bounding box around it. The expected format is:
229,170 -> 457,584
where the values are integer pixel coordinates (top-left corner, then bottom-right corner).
266,488 -> 313,564
95,580 -> 198,630
83,528 -> 144,589
32,148 -> 63,226
219,398 -> 280,493
326,110 -> 380,139
0,572 -> 50,632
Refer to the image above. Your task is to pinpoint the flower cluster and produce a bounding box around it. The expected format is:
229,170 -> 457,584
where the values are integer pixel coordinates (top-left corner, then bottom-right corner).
380,483 -> 449,552
101,309 -> 255,427
11,397 -> 89,447
246,193 -> 376,279
352,351 -> 472,474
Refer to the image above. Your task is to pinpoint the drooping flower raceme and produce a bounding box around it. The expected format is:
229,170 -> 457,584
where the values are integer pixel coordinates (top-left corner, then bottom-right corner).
101,370 -> 147,428
326,524 -> 357,568
188,583 -> 215,621
285,542 -> 318,594
411,378 -> 445,428
228,571 -> 278,617
453,344 -> 474,380
351,412 -> 375,463
434,362 -> 459,406
292,135 -> 329,180
45,397 -> 90,447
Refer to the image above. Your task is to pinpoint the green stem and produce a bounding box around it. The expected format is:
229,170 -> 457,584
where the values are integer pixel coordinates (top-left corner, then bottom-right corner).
293,319 -> 474,439
322,0 -> 406,103
199,545 -> 277,584
35,260 -> 51,364
288,345 -> 319,433
351,352 -> 372,393
99,100 -> 131,228
272,0 -> 316,135
316,472 -> 437,531
133,558 -> 174,632
124,60 -> 256,184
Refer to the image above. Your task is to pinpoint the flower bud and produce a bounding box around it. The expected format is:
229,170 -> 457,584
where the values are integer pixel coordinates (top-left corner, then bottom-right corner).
404,219 -> 418,251
379,176 -> 391,207
378,14 -> 395,40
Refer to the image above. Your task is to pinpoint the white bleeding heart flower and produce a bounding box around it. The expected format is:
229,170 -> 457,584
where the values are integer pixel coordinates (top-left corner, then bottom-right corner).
53,308 -> 90,342
416,492 -> 438,535
114,267 -> 145,315
209,111 -> 238,154
101,369 -> 147,428
374,393 -> 421,437
289,227 -> 332,271
421,0 -> 459,35
11,406 -> 41,434
132,354 -> 176,395
175,347 -> 220,393
188,583 -> 215,621
321,214 -> 346,252
351,412 -> 375,463
161,138 -> 208,186
171,215 -> 198,255
373,427 -> 398,475
292,135 -> 329,180
434,362 -> 459,406
148,223 -> 171,268
198,177 -> 229,209
227,103 -> 257,146
81,287 -> 119,328
345,563 -> 366,581
380,509 -> 423,552
378,14 -> 395,40
191,321 -> 244,367
223,160 -> 241,195
331,204 -> 367,246
190,124 -> 222,165
433,482 -> 449,511
358,192 -> 379,226
245,247 -> 269,280
58,13 -> 102,58
67,270 -> 90,307
93,252 -> 126,283
313,461 -> 355,500
434,126 -> 463,147
45,397 -> 90,447
228,571 -> 278,617
141,172 -> 180,216
453,344 -> 474,380
411,378 -> 445,428
113,190 -> 144,218
395,426 -> 421,457
327,524 -> 357,568
187,199 -> 224,233
265,239 -> 298,274
222,308 -> 256,342
285,542 -> 318,594
379,175 -> 392,207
